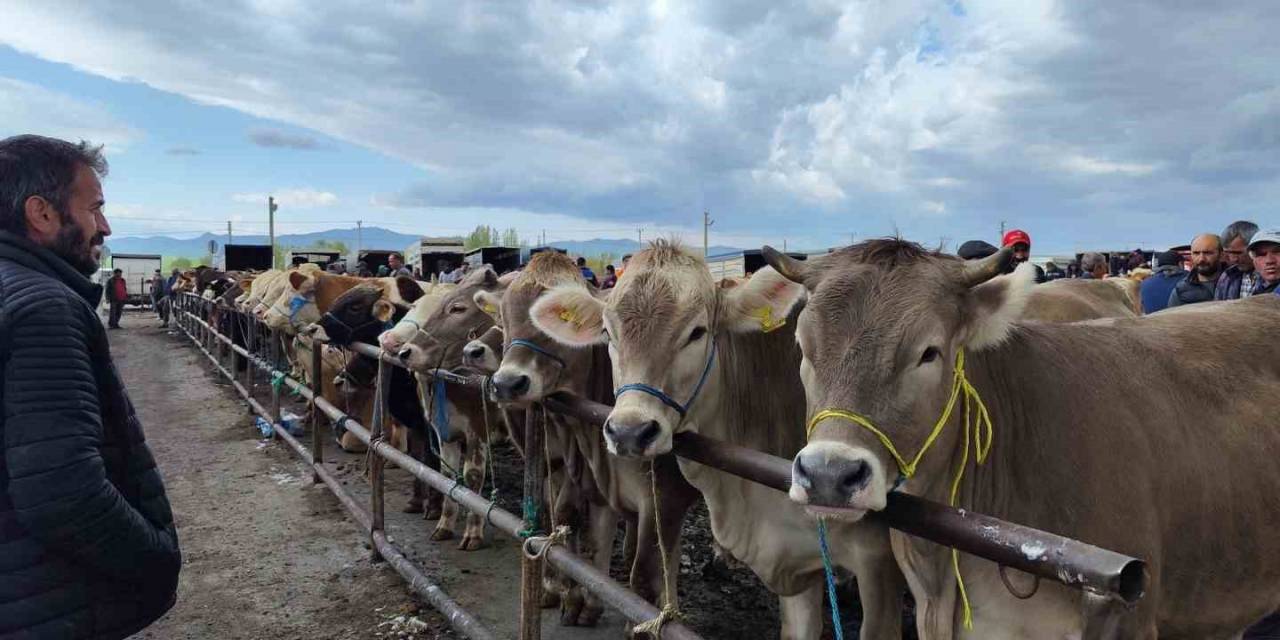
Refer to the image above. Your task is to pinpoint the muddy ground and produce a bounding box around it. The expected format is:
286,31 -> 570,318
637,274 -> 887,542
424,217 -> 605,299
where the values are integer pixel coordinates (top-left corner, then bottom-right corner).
115,309 -> 911,639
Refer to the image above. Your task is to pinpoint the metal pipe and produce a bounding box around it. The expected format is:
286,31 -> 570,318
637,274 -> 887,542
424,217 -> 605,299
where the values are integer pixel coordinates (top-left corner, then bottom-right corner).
550,392 -> 1148,605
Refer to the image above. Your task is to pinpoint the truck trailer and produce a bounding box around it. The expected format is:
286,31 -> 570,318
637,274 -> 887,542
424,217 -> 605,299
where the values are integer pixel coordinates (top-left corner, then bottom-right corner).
405,236 -> 466,278
215,244 -> 274,271
110,253 -> 162,307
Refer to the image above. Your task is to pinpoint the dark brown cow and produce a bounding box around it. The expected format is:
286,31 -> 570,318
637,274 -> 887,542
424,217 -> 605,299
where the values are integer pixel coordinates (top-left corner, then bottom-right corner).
767,241 -> 1280,638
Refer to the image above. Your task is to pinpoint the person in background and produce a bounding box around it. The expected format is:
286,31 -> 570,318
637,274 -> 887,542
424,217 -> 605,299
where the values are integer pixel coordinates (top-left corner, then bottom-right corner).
1215,220 -> 1260,300
356,260 -> 372,277
1140,251 -> 1187,314
0,134 -> 181,639
957,239 -> 998,260
601,264 -> 618,288
1079,252 -> 1108,279
1000,229 -> 1047,283
618,253 -> 632,279
1066,261 -> 1080,278
1247,227 -> 1280,296
107,267 -> 127,328
576,256 -> 598,286
150,268 -> 168,326
1043,261 -> 1066,280
1168,233 -> 1223,307
387,252 -> 412,278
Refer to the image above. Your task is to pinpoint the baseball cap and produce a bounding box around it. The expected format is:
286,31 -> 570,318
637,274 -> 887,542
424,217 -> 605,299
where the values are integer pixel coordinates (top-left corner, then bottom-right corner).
957,240 -> 999,260
1154,251 -> 1183,267
1247,227 -> 1280,250
1002,229 -> 1031,248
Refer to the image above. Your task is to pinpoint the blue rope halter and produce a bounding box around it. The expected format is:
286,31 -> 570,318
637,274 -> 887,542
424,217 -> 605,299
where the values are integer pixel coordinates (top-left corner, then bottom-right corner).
504,338 -> 566,369
614,343 -> 716,418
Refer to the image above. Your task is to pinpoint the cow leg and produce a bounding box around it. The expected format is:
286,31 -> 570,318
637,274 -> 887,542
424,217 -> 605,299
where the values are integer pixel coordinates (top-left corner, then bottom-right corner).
575,501 -> 617,627
430,439 -> 463,542
778,583 -> 824,640
1081,591 -> 1156,640
848,529 -> 905,640
404,428 -> 426,514
423,428 -> 443,520
621,515 -> 639,571
891,532 -> 958,640
456,426 -> 488,551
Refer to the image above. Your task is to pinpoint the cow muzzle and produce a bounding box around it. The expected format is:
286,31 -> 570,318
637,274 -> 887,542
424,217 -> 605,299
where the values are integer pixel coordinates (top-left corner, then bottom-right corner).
789,442 -> 886,519
491,369 -> 532,402
602,413 -> 669,458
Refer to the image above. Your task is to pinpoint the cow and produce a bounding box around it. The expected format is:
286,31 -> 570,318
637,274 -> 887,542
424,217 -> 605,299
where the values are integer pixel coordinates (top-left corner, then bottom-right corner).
378,268 -> 504,551
462,325 -> 505,373
483,251 -> 701,624
306,283 -> 444,519
530,240 -> 905,640
765,240 -> 1280,638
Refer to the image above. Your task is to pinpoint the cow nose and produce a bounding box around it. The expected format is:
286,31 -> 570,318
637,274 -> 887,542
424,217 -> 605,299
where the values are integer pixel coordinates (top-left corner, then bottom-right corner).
603,418 -> 661,457
464,344 -> 486,361
792,450 -> 871,508
492,372 -> 530,401
379,333 -> 403,353
396,348 -> 413,361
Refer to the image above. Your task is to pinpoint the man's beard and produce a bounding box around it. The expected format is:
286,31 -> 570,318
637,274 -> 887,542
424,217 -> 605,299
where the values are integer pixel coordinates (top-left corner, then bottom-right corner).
1195,262 -> 1220,278
51,221 -> 104,276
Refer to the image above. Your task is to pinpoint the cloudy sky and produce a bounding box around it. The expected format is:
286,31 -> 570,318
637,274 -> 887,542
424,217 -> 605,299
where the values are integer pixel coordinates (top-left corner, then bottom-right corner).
2,1 -> 1278,255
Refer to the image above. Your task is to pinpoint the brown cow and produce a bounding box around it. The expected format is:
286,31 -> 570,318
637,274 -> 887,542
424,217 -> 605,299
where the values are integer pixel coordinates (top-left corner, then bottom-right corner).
484,251 -> 700,624
767,241 -> 1280,638
532,241 -> 905,640
1022,277 -> 1140,322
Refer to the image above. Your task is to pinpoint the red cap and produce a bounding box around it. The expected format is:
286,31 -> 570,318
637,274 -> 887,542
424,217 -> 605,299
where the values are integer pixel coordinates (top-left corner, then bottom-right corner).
1002,229 -> 1031,248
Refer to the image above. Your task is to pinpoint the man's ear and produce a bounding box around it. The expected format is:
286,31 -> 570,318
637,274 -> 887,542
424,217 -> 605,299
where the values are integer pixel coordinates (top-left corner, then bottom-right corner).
529,286 -> 607,346
963,261 -> 1036,350
23,195 -> 59,240
473,290 -> 504,321
718,267 -> 806,334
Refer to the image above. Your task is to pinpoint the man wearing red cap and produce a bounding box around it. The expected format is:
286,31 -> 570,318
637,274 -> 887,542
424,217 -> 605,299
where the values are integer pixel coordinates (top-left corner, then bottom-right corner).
1001,229 -> 1047,283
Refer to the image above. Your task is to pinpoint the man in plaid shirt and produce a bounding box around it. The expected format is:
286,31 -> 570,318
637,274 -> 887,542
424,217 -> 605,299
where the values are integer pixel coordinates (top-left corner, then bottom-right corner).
1216,220 -> 1260,300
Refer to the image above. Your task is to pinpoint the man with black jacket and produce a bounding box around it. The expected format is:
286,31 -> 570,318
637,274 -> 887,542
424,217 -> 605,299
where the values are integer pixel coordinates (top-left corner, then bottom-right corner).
0,135 -> 181,639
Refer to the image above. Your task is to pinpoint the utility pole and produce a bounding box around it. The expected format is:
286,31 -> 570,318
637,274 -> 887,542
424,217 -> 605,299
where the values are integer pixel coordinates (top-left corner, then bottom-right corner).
268,196 -> 277,267
1000,220 -> 1007,239
702,210 -> 714,257
226,220 -> 232,247
637,228 -> 643,246
783,239 -> 787,253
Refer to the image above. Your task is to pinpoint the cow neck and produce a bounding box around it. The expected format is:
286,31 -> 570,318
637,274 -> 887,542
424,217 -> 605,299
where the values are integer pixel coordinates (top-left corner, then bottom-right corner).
0,230 -> 103,306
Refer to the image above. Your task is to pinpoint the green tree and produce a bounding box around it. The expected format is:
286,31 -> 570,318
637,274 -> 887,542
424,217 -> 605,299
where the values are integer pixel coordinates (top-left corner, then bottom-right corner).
273,244 -> 292,269
586,252 -> 617,278
312,239 -> 349,254
501,227 -> 519,247
164,256 -> 194,272
465,225 -> 499,250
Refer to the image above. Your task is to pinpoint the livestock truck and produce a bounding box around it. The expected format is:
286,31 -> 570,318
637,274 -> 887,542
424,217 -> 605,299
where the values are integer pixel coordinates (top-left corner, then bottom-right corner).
215,244 -> 274,271
110,253 -> 163,307
465,246 -> 521,274
705,249 -> 808,281
405,236 -> 466,278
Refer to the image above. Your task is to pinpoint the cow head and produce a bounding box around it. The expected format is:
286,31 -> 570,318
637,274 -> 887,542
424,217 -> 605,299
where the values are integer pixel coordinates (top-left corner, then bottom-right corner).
308,278 -> 424,345
532,240 -> 804,458
764,241 -> 1032,520
490,251 -> 597,404
462,325 -> 505,374
263,270 -> 319,333
379,267 -> 498,371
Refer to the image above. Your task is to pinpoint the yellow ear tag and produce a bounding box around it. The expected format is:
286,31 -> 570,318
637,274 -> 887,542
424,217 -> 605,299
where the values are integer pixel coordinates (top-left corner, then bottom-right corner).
483,303 -> 497,315
558,307 -> 583,328
752,306 -> 785,333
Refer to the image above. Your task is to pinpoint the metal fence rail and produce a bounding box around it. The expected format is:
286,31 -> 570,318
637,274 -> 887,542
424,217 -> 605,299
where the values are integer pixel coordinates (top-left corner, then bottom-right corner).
174,292 -> 1146,640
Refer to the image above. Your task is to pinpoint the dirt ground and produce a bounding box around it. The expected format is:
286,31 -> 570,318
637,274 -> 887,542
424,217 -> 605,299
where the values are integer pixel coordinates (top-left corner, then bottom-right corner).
114,308 -> 903,639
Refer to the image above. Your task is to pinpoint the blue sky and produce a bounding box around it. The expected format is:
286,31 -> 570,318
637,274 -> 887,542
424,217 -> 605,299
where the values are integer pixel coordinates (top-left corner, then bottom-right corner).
2,1 -> 1279,257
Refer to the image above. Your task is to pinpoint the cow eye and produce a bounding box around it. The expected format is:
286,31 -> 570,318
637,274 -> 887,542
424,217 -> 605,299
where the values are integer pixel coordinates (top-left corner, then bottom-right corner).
449,304 -> 468,314
687,326 -> 707,344
919,346 -> 940,365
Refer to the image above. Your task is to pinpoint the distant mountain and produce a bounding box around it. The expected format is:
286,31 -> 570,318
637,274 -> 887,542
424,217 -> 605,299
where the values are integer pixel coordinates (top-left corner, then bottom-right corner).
107,228 -> 744,260
106,226 -> 421,257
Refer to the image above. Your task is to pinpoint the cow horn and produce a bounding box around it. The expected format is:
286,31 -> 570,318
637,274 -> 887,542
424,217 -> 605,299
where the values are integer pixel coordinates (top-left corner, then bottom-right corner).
762,245 -> 808,284
961,246 -> 1015,288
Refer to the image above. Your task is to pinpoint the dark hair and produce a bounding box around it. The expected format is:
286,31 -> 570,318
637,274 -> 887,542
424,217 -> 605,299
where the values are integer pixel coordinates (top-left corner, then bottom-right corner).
606,264 -> 616,273
1221,220 -> 1259,247
389,252 -> 402,261
0,135 -> 108,236
575,256 -> 586,266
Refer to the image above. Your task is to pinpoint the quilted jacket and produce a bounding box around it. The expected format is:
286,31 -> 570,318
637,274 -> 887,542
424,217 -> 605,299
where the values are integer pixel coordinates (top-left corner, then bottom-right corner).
0,231 -> 180,639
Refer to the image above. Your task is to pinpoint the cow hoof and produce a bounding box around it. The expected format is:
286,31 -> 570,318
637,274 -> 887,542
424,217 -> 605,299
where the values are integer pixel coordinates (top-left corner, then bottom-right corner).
403,501 -> 424,514
578,603 -> 604,628
430,527 -> 455,542
540,590 -> 561,609
424,507 -> 443,520
457,532 -> 485,551
560,592 -> 586,626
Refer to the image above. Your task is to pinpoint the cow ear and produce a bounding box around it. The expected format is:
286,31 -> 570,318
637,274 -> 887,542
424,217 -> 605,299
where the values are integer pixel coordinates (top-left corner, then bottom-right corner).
288,271 -> 307,290
373,299 -> 396,323
530,286 -> 607,346
719,266 -> 805,334
396,276 -> 425,303
962,261 -> 1036,350
473,290 -> 503,320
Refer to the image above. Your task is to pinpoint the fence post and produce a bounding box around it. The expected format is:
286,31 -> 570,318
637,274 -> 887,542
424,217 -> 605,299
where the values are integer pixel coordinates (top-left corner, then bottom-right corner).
519,406 -> 545,640
270,328 -> 282,434
368,356 -> 391,562
310,339 -> 324,485
243,311 -> 254,392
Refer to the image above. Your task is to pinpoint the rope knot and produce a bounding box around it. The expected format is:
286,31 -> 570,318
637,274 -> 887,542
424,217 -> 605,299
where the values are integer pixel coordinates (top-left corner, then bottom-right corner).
631,604 -> 681,639
521,525 -> 571,562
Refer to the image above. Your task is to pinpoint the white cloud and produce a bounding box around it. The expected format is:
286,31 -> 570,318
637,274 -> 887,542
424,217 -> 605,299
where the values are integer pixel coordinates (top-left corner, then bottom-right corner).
3,0 -> 1280,253
232,188 -> 338,208
0,77 -> 139,152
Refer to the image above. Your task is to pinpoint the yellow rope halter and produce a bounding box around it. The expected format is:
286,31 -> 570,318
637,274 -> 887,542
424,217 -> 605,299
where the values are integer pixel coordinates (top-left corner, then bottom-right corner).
805,348 -> 994,629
